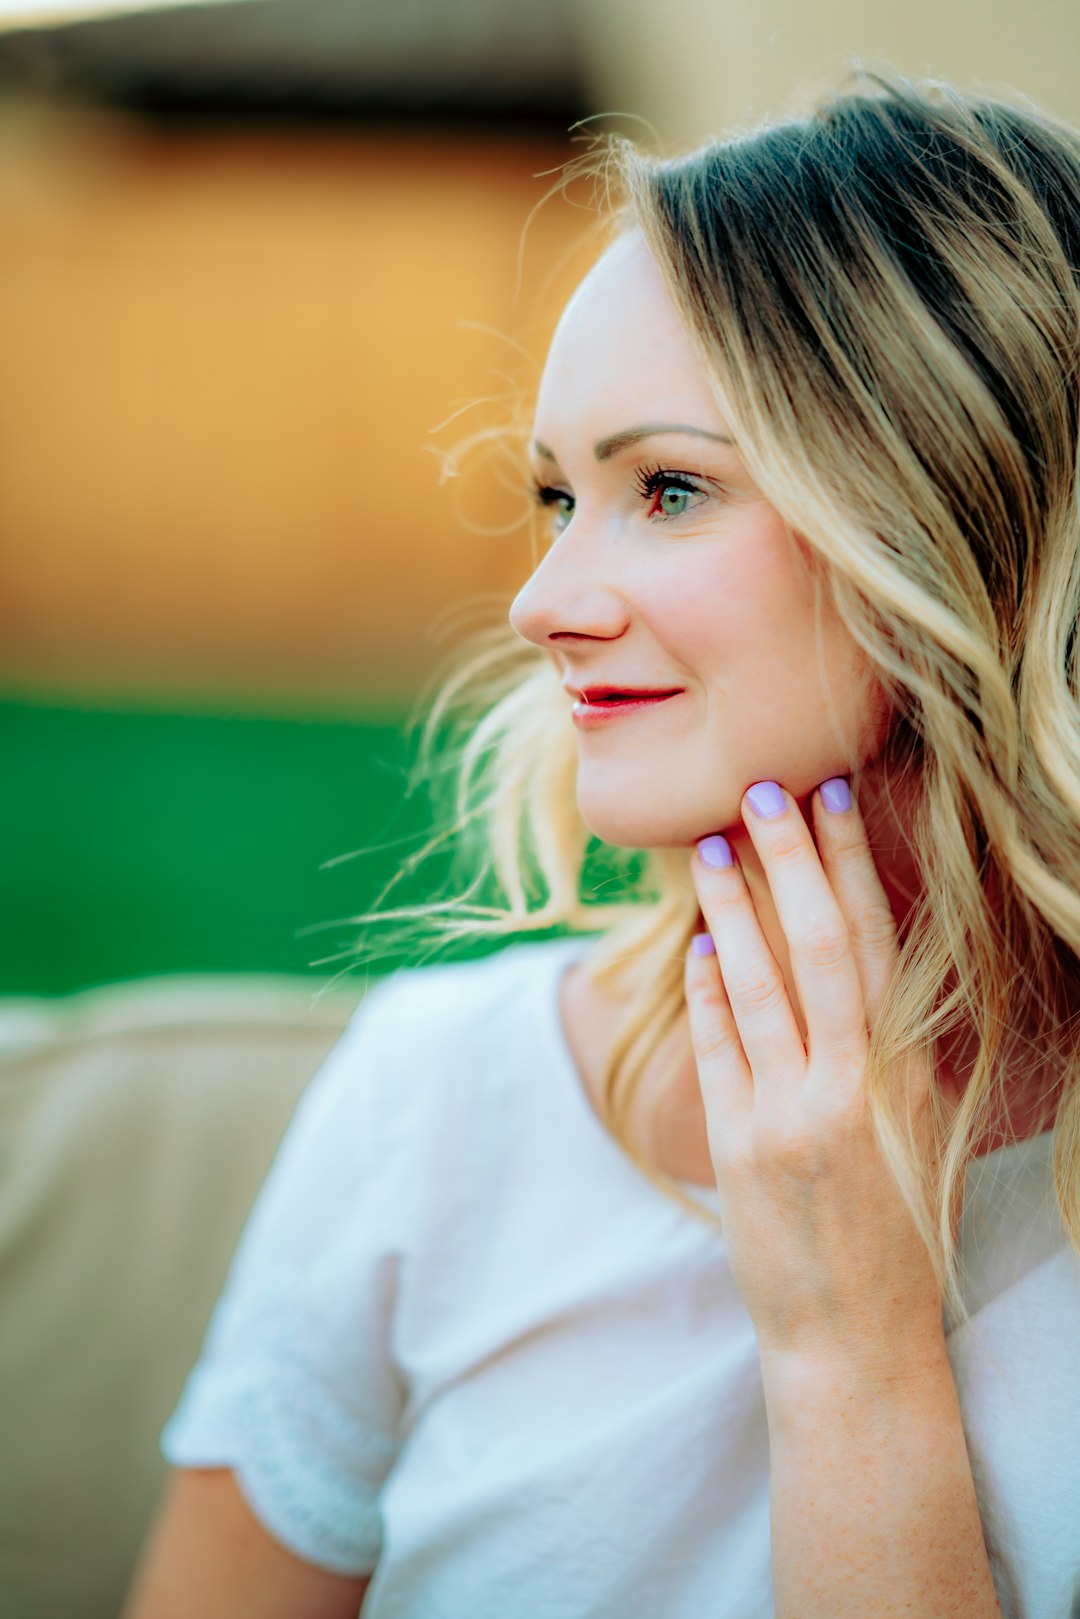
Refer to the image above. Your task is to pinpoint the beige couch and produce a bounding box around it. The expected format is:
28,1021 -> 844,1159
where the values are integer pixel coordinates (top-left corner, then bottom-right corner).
0,974 -> 364,1619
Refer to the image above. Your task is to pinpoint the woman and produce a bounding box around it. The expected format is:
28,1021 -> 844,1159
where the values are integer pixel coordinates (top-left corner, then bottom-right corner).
123,68 -> 1080,1618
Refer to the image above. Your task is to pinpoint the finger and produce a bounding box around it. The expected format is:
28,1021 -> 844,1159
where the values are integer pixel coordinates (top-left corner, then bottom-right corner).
683,928 -> 753,1127
691,832 -> 806,1088
737,780 -> 867,1072
809,777 -> 900,1030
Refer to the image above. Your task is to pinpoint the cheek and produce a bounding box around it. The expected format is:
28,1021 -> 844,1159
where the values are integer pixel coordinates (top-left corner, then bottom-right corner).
639,539 -> 888,773
639,539 -> 804,679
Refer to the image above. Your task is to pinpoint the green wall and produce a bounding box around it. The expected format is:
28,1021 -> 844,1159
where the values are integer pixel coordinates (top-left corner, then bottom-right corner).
0,696 -> 450,996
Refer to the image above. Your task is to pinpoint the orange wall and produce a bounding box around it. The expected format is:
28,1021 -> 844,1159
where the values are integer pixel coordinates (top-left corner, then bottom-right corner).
0,110 -> 599,708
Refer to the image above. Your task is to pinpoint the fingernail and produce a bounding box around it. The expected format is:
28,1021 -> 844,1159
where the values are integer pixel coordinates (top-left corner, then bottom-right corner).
820,777 -> 852,813
691,932 -> 716,955
697,834 -> 733,868
745,781 -> 786,819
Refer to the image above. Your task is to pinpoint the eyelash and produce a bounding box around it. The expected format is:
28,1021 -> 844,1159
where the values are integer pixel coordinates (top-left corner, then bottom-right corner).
531,464 -> 708,530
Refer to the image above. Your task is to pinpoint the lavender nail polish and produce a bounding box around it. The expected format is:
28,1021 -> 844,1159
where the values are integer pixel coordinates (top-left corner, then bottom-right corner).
691,932 -> 716,955
745,781 -> 786,819
820,777 -> 852,813
697,834 -> 733,868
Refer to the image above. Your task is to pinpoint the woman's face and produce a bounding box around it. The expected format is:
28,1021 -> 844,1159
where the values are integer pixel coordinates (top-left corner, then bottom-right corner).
509,230 -> 891,851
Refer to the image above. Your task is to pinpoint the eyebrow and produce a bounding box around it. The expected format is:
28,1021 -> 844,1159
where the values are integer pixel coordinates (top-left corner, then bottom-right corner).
530,423 -> 735,465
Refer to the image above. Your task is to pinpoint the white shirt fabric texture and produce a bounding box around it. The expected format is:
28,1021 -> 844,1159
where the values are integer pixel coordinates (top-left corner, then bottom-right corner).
161,935 -> 1080,1619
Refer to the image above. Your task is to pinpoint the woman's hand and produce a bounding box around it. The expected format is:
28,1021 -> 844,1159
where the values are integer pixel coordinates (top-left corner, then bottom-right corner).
685,776 -> 946,1377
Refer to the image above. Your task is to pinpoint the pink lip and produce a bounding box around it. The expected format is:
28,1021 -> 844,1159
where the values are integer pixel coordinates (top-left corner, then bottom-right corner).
571,692 -> 682,726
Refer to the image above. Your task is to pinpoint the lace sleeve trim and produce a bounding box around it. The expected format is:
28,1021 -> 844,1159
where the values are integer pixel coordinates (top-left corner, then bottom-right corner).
161,1283 -> 399,1574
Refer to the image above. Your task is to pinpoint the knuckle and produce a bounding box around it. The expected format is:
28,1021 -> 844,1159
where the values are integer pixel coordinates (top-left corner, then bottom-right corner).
768,833 -> 809,867
729,968 -> 788,1016
691,1011 -> 740,1064
693,974 -> 729,1015
826,832 -> 869,869
846,900 -> 897,952
693,1023 -> 739,1064
795,916 -> 849,970
689,982 -> 739,1063
705,882 -> 746,915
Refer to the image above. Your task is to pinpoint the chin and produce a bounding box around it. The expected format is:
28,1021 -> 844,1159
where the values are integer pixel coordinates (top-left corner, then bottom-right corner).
577,794 -> 740,852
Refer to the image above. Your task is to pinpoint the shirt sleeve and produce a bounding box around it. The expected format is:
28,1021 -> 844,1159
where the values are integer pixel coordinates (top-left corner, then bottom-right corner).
159,973 -> 412,1576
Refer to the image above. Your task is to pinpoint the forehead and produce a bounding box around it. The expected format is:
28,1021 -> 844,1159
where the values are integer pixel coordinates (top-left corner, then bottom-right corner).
534,229 -> 725,437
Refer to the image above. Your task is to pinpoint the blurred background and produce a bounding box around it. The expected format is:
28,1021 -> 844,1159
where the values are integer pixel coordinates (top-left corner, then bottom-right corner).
2,0 -> 1079,996
4,10 -> 1080,1615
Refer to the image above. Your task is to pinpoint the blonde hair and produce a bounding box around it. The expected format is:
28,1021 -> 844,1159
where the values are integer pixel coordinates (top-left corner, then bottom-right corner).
344,66 -> 1080,1330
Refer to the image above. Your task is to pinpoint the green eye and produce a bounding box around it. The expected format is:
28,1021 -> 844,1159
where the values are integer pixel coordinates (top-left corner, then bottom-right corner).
634,465 -> 708,521
658,486 -> 694,517
533,484 -> 574,532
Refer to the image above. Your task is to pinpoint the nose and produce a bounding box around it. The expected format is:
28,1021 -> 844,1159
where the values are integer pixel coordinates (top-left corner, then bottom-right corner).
508,535 -> 629,650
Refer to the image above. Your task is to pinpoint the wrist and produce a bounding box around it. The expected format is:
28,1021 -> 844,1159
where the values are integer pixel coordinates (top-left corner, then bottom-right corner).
758,1321 -> 953,1430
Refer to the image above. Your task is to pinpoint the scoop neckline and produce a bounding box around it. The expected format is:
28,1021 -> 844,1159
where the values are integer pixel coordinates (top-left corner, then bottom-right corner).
538,935 -> 722,1206
535,934 -> 1055,1194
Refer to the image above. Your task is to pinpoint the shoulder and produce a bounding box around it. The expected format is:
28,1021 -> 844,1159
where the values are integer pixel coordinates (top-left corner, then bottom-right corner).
346,936 -> 588,1061
317,936 -> 586,1128
332,936 -> 593,1230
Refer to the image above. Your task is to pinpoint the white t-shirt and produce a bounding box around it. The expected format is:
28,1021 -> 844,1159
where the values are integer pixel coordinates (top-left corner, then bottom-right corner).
161,936 -> 1080,1619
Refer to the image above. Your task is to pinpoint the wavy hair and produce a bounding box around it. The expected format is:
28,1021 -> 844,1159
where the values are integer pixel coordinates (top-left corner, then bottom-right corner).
344,67 -> 1080,1330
